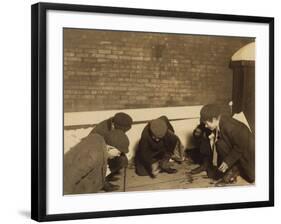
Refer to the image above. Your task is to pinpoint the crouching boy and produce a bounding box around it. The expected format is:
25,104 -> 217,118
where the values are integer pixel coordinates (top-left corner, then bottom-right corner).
134,116 -> 181,178
200,104 -> 255,184
63,129 -> 129,194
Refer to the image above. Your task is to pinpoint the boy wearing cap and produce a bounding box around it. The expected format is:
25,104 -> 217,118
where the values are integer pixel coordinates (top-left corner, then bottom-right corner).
64,129 -> 130,194
135,116 -> 179,178
90,112 -> 133,182
90,112 -> 133,136
200,104 -> 255,184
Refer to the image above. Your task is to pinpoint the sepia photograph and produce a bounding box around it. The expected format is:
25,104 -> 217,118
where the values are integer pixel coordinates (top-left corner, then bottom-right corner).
63,28 -> 256,195
31,3 -> 274,221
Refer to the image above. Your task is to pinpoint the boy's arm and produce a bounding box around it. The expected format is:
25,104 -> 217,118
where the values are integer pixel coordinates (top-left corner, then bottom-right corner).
223,149 -> 242,168
138,139 -> 157,178
223,127 -> 248,167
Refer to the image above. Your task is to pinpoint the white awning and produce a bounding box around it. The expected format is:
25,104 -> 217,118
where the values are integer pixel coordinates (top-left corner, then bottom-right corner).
231,42 -> 255,61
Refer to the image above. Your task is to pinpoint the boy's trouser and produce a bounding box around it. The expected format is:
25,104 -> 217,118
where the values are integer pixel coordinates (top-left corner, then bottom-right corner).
237,159 -> 255,183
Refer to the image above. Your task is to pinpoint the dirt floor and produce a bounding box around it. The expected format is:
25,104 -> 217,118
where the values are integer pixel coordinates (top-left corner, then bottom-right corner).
102,159 -> 251,193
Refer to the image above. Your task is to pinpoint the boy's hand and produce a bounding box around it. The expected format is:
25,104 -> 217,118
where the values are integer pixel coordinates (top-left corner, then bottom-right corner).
107,146 -> 121,159
194,128 -> 202,137
218,162 -> 229,173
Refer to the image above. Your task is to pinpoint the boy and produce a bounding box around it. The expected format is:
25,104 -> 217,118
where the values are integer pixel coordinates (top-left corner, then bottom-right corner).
90,112 -> 133,182
134,116 -> 179,178
64,129 -> 130,194
90,112 -> 133,136
200,104 -> 255,184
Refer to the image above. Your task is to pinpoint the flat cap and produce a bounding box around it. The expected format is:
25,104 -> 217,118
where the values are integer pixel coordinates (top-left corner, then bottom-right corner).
104,129 -> 129,153
113,112 -> 133,132
150,118 -> 168,138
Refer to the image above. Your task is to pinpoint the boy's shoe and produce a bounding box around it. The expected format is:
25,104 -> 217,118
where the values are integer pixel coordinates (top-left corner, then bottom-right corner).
191,165 -> 206,174
160,167 -> 178,174
102,181 -> 120,192
207,166 -> 223,180
191,159 -> 209,174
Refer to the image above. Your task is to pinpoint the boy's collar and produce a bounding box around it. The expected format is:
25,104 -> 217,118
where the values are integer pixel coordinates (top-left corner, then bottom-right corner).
217,116 -> 221,132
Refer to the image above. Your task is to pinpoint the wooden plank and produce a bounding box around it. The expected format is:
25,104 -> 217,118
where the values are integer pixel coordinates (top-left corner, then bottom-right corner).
103,160 -> 250,193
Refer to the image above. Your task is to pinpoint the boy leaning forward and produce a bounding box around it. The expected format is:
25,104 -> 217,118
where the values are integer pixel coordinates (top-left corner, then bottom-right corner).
200,104 -> 255,184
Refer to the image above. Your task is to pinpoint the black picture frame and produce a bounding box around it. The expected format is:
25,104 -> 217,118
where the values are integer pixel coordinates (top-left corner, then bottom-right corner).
31,2 -> 274,222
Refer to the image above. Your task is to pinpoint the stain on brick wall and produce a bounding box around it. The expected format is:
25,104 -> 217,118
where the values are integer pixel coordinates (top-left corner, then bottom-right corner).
64,28 -> 254,112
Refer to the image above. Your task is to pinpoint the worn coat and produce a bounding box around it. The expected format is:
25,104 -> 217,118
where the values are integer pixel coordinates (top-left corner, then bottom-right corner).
90,118 -> 113,137
64,134 -> 108,194
216,115 -> 255,182
134,116 -> 178,176
89,118 -> 129,173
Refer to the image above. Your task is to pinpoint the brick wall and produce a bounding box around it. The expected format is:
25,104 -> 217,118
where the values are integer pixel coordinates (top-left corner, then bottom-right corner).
64,28 -> 254,112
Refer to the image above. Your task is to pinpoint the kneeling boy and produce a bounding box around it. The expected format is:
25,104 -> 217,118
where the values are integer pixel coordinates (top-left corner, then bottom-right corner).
200,104 -> 255,184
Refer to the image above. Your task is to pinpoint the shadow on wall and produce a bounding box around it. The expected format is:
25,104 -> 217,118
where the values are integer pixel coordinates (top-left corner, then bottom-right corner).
63,104 -> 250,160
64,118 -> 200,161
64,114 -> 250,162
64,105 -> 203,160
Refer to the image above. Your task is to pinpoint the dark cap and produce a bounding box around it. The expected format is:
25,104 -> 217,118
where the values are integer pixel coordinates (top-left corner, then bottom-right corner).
113,112 -> 133,132
104,129 -> 129,153
150,118 -> 168,138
